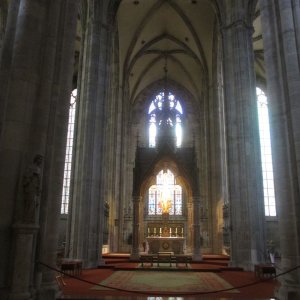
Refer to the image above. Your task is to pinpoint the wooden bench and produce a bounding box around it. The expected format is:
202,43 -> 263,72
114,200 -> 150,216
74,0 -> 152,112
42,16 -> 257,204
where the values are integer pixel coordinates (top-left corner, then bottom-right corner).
140,255 -> 155,267
172,255 -> 192,267
255,264 -> 276,279
156,253 -> 172,267
140,254 -> 192,268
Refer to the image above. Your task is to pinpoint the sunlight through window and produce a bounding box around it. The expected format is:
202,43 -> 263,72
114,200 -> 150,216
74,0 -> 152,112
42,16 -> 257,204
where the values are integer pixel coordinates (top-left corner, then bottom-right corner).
257,87 -> 276,217
61,89 -> 77,214
148,92 -> 183,148
148,169 -> 182,216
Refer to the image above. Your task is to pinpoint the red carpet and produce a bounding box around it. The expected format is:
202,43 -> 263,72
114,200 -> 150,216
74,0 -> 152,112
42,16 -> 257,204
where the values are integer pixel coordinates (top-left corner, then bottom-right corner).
59,254 -> 278,299
91,271 -> 239,293
60,268 -> 278,299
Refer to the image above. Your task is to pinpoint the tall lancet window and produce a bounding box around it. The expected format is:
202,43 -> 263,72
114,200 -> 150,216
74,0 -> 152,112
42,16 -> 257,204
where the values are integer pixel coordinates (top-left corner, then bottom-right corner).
61,89 -> 77,214
257,87 -> 276,216
148,92 -> 183,148
148,169 -> 182,216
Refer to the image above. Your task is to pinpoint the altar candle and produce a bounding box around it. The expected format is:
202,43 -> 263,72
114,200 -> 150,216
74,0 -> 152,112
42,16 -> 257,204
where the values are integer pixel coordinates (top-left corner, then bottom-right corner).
160,227 -> 162,234
170,228 -> 172,234
175,227 -> 177,234
148,228 -> 150,236
154,227 -> 156,234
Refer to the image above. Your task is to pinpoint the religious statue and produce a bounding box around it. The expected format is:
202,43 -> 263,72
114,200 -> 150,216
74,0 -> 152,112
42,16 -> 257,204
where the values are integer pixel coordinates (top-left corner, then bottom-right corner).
158,198 -> 172,214
22,154 -> 43,223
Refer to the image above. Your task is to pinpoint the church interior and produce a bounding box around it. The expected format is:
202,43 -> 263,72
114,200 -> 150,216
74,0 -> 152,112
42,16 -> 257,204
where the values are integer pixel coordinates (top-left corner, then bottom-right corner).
0,0 -> 300,299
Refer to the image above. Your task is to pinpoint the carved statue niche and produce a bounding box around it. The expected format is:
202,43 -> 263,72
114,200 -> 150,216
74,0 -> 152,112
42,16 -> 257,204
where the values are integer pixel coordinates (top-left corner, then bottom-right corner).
22,154 -> 43,224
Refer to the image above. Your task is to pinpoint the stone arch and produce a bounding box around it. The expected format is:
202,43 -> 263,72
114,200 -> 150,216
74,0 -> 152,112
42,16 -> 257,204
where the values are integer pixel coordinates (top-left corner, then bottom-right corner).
139,157 -> 193,200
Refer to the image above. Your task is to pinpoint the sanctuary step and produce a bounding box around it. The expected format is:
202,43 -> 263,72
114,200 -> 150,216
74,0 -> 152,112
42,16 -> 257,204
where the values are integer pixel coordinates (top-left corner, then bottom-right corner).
100,253 -> 238,271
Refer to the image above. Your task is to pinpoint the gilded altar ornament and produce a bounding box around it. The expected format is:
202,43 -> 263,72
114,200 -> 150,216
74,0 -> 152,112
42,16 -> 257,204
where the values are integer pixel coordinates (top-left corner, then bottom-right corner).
158,198 -> 172,214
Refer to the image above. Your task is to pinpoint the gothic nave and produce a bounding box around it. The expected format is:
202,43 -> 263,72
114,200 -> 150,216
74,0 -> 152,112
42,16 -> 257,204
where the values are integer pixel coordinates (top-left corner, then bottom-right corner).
0,0 -> 299,299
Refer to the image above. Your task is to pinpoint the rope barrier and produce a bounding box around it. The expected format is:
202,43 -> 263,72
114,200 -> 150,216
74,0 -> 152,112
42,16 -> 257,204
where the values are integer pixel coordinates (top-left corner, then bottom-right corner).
38,261 -> 300,296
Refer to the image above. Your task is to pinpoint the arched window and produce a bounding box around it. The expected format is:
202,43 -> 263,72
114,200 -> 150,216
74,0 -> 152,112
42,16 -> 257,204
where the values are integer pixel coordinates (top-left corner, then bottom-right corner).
148,92 -> 183,148
257,87 -> 276,216
61,89 -> 77,214
148,169 -> 182,215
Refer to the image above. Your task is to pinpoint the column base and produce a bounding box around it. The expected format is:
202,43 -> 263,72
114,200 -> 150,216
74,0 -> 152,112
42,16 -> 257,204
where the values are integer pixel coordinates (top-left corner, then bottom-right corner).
229,260 -> 254,271
275,282 -> 300,300
98,258 -> 106,266
9,291 -> 32,300
37,281 -> 60,300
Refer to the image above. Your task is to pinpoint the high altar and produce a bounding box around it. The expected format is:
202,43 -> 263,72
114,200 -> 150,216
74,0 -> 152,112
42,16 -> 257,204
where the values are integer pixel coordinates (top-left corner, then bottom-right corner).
146,223 -> 186,254
147,237 -> 185,254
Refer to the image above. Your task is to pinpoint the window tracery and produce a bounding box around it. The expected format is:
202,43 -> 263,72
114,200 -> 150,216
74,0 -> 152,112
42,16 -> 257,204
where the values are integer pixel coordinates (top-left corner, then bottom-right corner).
148,92 -> 183,148
148,169 -> 182,216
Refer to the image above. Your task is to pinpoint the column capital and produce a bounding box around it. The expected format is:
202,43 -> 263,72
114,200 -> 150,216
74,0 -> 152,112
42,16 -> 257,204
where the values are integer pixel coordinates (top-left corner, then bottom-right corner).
221,19 -> 254,35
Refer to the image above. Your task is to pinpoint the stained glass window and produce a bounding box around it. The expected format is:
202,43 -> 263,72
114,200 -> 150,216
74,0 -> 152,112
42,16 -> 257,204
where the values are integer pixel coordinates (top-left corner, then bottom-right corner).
61,89 -> 77,214
257,87 -> 276,217
148,92 -> 183,147
148,169 -> 182,215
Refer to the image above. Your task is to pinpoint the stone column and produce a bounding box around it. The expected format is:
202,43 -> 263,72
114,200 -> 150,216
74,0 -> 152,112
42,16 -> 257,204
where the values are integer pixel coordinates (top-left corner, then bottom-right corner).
186,200 -> 193,253
0,0 -> 79,298
130,196 -> 141,260
0,0 -> 52,296
260,1 -> 300,298
221,16 -> 266,269
67,1 -> 112,268
36,1 -> 79,299
0,0 -> 16,139
192,196 -> 202,261
9,224 -> 39,300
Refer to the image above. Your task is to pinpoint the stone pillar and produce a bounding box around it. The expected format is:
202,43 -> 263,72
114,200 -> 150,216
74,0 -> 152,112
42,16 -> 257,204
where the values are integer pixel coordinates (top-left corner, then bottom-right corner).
9,224 -> 39,300
36,1 -> 79,299
130,196 -> 141,260
0,0 -> 79,298
210,27 -> 227,255
0,0 -> 51,296
67,1 -> 112,268
260,1 -> 300,298
186,200 -> 193,253
192,196 -> 202,261
221,15 -> 266,269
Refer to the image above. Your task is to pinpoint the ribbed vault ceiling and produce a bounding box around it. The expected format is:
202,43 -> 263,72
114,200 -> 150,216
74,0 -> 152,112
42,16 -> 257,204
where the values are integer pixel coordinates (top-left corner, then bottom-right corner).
117,0 -> 216,106
116,0 -> 264,106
